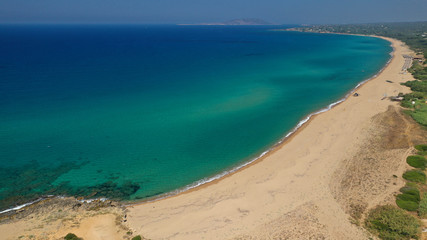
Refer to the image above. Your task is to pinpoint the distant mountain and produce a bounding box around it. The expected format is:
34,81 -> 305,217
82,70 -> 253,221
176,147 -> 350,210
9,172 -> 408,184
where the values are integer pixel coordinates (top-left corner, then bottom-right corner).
178,18 -> 274,26
222,18 -> 273,25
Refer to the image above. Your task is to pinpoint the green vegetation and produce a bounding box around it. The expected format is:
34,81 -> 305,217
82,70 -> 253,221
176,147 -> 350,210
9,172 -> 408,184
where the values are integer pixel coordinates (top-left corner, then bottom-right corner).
403,170 -> 426,183
403,80 -> 427,93
415,145 -> 427,152
365,205 -> 420,240
131,236 -> 142,240
400,184 -> 421,201
401,69 -> 427,126
405,92 -> 427,100
406,155 -> 427,169
401,101 -> 414,109
396,198 -> 419,212
405,181 -> 419,188
418,193 -> 427,218
401,98 -> 427,125
400,67 -> 427,126
415,144 -> 427,155
409,103 -> 427,126
409,62 -> 427,82
418,151 -> 427,156
64,233 -> 82,240
396,184 -> 420,211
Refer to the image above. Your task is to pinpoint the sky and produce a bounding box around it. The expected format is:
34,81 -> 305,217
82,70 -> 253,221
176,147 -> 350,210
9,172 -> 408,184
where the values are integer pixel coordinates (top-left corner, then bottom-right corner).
0,0 -> 426,24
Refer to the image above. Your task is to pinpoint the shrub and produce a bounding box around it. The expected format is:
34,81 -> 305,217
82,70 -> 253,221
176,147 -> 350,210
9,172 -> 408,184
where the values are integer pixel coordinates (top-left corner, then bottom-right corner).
402,80 -> 427,93
365,205 -> 420,240
418,151 -> 427,156
396,198 -> 419,211
64,233 -> 82,240
418,193 -> 427,218
405,92 -> 427,100
396,193 -> 419,203
415,144 -> 427,152
131,236 -> 142,240
397,183 -> 422,212
399,185 -> 421,202
403,170 -> 426,183
410,104 -> 427,126
406,182 -> 418,188
401,100 -> 413,109
411,111 -> 427,127
406,155 -> 427,169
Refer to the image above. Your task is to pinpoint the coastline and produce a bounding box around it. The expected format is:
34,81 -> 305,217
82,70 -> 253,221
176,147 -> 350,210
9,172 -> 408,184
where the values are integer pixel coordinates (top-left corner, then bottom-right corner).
0,33 -> 395,215
124,33 -> 395,206
124,36 -> 417,239
0,34 -> 421,240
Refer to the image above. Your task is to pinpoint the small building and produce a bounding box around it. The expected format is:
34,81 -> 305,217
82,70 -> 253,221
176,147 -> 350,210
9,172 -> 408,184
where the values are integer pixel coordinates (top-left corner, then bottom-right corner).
390,96 -> 404,101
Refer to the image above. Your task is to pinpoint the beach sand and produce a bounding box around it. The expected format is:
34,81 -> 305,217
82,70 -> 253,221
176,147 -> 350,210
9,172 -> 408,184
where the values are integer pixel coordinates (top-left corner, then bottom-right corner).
125,37 -> 426,239
1,37 -> 426,240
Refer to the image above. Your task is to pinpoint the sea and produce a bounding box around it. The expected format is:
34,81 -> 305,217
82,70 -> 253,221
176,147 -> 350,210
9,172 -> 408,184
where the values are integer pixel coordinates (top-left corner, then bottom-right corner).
0,24 -> 392,211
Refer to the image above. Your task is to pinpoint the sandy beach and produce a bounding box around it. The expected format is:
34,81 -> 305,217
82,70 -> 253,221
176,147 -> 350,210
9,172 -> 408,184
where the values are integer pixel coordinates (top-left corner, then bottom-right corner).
125,37 -> 426,239
1,36 -> 426,240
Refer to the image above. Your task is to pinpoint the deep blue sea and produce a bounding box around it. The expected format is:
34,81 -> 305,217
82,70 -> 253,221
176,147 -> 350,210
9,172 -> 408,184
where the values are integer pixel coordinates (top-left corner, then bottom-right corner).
0,25 -> 392,210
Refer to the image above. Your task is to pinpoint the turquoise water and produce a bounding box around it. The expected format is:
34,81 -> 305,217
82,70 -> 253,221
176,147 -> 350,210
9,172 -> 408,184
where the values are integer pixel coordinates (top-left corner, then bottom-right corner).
0,25 -> 391,210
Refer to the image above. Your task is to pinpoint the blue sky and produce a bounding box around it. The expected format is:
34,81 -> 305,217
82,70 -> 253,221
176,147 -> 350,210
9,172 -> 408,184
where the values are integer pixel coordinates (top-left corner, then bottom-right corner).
1,0 -> 426,24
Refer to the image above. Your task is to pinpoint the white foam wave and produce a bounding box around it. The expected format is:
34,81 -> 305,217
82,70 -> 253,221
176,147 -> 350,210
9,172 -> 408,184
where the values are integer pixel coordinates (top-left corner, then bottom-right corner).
0,196 -> 110,215
0,198 -> 45,215
79,197 -> 107,203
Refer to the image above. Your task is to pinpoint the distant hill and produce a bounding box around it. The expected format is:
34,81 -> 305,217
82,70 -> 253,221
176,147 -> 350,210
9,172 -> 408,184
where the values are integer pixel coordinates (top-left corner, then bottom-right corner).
222,18 -> 273,25
179,18 -> 274,26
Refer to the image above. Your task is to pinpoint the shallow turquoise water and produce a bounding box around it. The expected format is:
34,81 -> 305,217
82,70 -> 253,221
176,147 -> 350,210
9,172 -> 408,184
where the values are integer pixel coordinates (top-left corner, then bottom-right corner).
0,25 -> 391,209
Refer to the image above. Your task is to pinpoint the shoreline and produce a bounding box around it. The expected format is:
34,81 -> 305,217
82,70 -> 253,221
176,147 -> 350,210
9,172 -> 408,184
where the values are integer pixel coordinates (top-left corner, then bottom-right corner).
126,33 -> 395,206
0,34 -> 396,215
0,34 -> 420,240
125,35 -> 416,239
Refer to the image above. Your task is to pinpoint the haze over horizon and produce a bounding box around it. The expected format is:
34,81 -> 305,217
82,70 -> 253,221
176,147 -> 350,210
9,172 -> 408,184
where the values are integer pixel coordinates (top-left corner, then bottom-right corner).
1,0 -> 427,25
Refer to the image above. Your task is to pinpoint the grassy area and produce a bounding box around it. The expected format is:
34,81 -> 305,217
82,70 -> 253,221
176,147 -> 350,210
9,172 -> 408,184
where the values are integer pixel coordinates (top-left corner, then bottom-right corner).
401,81 -> 427,127
419,193 -> 427,218
409,61 -> 427,82
416,145 -> 427,155
365,205 -> 421,240
400,184 -> 421,201
402,62 -> 427,126
403,170 -> 426,183
403,79 -> 427,93
406,155 -> 427,169
415,145 -> 427,151
396,184 -> 421,211
409,103 -> 427,126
